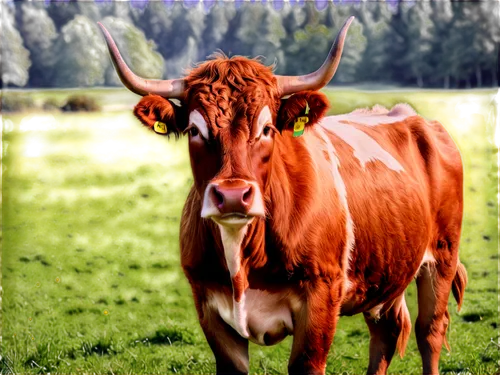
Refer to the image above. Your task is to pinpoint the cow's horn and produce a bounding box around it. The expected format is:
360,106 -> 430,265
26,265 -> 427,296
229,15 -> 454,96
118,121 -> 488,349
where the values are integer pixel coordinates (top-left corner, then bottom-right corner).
276,16 -> 354,97
98,22 -> 185,98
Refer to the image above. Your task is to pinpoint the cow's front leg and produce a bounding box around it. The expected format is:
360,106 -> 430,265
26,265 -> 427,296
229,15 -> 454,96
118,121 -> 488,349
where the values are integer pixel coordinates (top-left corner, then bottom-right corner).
288,278 -> 342,375
199,302 -> 249,375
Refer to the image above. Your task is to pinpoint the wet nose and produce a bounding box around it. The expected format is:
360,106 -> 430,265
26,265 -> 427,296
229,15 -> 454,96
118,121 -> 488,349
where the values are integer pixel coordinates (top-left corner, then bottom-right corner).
209,181 -> 255,215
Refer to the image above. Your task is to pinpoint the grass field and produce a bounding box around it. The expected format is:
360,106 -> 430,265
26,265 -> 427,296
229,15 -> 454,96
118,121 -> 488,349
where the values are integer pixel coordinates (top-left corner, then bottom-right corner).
6,88 -> 141,105
1,88 -> 498,374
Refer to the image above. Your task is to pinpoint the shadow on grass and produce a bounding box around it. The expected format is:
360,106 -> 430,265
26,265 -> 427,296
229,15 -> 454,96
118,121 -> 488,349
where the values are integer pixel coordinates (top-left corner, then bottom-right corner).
461,311 -> 494,323
18,255 -> 51,266
65,307 -> 100,316
23,345 -> 61,374
2,356 -> 16,374
137,326 -> 197,346
66,338 -> 123,359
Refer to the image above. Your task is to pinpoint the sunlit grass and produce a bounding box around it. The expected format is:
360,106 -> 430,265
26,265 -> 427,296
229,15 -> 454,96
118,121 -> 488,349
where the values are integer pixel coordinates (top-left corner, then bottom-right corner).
1,88 -> 498,374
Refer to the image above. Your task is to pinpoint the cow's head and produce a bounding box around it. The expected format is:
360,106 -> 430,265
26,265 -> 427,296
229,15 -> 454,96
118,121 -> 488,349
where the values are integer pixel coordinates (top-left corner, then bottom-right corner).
99,17 -> 353,230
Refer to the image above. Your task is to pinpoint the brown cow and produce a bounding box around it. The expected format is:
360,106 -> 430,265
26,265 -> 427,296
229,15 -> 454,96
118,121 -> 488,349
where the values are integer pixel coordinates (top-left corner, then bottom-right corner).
99,17 -> 467,375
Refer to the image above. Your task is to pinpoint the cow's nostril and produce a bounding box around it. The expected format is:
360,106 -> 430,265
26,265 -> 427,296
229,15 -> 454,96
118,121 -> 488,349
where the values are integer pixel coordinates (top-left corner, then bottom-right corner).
211,186 -> 225,207
242,186 -> 253,205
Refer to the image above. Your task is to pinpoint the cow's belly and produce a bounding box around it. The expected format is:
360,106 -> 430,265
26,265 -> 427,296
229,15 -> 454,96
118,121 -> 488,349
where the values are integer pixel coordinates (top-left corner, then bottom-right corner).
340,247 -> 434,316
207,288 -> 301,346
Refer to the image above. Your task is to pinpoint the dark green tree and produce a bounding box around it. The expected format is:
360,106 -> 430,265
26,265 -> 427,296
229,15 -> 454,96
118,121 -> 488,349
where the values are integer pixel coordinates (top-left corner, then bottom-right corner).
238,4 -> 264,53
282,3 -> 365,83
0,0 -> 16,28
76,0 -> 102,22
1,2 -> 31,87
64,16 -> 108,85
342,22 -> 366,64
100,16 -> 164,86
265,4 -> 285,65
23,1 -> 55,44
435,1 -> 498,88
411,0 -> 433,40
187,8 -> 206,61
470,2 -> 500,87
358,1 -> 392,37
113,0 -> 130,21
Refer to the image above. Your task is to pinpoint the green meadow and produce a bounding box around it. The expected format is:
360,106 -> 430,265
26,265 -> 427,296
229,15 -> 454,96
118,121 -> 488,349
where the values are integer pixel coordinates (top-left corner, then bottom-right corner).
1,88 -> 498,374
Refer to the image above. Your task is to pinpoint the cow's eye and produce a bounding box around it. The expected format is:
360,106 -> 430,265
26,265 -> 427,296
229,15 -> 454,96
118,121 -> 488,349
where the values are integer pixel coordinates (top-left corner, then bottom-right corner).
189,127 -> 199,137
263,125 -> 272,137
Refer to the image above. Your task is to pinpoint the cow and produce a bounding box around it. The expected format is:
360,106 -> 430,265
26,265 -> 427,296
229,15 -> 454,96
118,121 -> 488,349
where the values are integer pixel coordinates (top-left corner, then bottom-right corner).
99,16 -> 467,375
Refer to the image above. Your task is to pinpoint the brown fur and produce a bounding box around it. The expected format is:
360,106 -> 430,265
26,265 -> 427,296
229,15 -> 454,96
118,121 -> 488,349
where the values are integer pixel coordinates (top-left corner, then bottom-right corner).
133,94 -> 184,136
131,55 -> 466,375
278,91 -> 330,132
364,294 -> 412,373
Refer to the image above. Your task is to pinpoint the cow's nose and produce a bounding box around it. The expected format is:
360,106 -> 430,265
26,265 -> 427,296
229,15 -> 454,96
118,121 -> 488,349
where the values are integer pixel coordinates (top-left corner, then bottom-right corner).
209,182 -> 254,215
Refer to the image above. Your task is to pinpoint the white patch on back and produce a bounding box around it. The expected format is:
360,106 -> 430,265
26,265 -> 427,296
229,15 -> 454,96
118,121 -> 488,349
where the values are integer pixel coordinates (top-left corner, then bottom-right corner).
351,104 -> 389,116
256,105 -> 272,137
333,103 -> 416,127
315,127 -> 355,286
387,103 -> 416,118
189,110 -> 209,140
320,118 -> 404,172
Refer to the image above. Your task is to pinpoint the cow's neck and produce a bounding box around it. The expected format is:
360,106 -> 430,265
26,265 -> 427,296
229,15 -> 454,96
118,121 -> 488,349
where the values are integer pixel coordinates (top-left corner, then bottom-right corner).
198,132 -> 345,339
216,223 -> 251,337
212,135 -> 338,289
266,135 -> 320,249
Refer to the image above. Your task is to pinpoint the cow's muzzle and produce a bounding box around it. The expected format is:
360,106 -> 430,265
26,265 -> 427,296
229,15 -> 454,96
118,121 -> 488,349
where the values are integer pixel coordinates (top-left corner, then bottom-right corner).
201,179 -> 265,227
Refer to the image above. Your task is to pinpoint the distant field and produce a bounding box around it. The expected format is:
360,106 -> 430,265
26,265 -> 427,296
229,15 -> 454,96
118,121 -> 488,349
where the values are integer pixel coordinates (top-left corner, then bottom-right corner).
1,88 -> 498,374
6,88 -> 140,105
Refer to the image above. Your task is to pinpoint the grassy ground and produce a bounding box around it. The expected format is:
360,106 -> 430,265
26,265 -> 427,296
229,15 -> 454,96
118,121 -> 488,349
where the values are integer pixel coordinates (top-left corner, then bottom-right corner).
1,88 -> 498,374
6,88 -> 140,105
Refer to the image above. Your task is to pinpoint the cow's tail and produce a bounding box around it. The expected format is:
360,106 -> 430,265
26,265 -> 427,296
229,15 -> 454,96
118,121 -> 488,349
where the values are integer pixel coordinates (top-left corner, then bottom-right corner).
442,261 -> 468,353
452,261 -> 468,311
396,296 -> 412,358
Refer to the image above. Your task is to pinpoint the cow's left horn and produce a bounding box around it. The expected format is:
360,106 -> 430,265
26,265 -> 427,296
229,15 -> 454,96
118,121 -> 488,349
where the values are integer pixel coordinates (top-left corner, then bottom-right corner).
276,16 -> 354,97
98,22 -> 185,98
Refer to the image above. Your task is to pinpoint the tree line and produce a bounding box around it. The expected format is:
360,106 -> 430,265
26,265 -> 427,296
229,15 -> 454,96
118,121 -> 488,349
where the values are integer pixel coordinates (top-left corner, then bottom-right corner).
1,0 -> 499,90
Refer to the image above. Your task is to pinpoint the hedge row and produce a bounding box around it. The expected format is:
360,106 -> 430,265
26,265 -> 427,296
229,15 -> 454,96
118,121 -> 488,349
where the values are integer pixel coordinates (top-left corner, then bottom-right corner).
0,94 -> 101,113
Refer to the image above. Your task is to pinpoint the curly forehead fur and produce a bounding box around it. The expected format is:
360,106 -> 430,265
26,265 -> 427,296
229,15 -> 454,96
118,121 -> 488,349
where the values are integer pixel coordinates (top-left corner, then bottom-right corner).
185,53 -> 280,129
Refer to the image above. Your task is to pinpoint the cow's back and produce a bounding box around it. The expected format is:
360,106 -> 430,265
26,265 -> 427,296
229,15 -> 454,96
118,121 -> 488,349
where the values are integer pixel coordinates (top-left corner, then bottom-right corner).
314,107 -> 463,315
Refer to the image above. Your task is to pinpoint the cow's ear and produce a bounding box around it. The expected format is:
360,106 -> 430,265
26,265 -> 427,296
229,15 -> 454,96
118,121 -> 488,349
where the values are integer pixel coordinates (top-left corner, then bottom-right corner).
277,91 -> 330,134
133,94 -> 186,137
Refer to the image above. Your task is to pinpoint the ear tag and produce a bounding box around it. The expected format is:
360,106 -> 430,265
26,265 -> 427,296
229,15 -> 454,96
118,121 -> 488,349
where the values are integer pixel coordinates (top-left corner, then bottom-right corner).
154,121 -> 167,134
293,116 -> 308,137
293,102 -> 310,138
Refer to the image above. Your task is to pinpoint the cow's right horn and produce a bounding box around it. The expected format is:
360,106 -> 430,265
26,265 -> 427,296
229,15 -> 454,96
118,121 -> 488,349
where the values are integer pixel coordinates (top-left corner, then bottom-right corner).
276,16 -> 354,97
98,22 -> 185,99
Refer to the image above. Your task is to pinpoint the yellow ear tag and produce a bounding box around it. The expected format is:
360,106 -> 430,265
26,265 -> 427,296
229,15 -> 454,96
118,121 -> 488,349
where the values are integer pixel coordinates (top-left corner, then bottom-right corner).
293,101 -> 310,138
154,121 -> 167,134
293,116 -> 308,137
